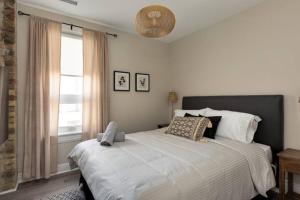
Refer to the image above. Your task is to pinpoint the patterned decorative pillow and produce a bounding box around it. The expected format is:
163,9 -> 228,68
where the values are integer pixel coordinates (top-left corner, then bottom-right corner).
184,113 -> 221,139
165,117 -> 211,141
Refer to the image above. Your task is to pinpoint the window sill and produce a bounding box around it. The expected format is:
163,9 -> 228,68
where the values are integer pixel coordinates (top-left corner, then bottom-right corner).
58,132 -> 81,144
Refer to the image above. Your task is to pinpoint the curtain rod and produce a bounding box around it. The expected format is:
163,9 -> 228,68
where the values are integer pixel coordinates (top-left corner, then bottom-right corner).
17,11 -> 118,38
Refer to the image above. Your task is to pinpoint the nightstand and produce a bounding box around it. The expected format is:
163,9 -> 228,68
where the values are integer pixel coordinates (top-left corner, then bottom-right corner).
157,124 -> 169,129
278,149 -> 300,200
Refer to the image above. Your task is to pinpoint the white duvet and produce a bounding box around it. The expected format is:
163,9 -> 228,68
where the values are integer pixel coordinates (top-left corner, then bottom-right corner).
68,129 -> 275,200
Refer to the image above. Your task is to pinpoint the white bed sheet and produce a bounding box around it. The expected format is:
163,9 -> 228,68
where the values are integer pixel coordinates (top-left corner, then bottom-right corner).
68,129 -> 275,200
253,142 -> 272,163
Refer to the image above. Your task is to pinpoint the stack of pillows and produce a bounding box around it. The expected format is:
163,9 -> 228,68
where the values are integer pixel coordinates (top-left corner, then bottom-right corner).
97,121 -> 125,146
165,108 -> 261,144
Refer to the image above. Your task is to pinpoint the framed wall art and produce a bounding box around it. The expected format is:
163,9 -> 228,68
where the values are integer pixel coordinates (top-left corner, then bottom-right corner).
135,73 -> 150,92
114,71 -> 130,91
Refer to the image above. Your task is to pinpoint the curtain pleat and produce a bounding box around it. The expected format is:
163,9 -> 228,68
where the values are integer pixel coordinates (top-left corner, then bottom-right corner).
23,17 -> 61,180
82,29 -> 109,140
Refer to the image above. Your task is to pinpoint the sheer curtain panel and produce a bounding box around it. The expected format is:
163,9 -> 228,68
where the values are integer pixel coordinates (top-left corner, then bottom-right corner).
82,29 -> 109,140
23,17 -> 61,180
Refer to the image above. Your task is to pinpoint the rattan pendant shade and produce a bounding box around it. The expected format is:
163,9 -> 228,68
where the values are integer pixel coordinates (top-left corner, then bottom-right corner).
135,5 -> 175,38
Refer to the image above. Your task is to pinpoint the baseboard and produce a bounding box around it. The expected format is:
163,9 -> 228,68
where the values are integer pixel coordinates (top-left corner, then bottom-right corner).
0,173 -> 19,195
0,186 -> 17,196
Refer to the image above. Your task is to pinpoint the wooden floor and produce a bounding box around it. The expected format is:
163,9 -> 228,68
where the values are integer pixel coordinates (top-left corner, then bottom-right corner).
0,170 -> 80,200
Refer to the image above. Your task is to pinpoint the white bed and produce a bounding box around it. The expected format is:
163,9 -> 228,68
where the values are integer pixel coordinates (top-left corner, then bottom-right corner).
254,142 -> 273,164
68,128 -> 275,200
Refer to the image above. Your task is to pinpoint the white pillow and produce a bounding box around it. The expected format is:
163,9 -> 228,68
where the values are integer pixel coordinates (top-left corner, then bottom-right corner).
174,108 -> 208,117
206,108 -> 261,143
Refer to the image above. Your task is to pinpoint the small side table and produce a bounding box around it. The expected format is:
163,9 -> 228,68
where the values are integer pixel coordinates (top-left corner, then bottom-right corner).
278,149 -> 300,200
157,124 -> 169,129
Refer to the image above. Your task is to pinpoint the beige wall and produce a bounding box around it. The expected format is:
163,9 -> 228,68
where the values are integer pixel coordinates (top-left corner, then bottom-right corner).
169,0 -> 300,184
17,4 -> 170,169
170,0 -> 300,150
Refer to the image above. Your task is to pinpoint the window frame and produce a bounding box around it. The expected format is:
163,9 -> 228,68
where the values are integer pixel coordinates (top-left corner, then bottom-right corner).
58,31 -> 83,141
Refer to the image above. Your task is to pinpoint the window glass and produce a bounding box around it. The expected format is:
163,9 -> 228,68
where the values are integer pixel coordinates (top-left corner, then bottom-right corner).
59,34 -> 83,135
61,34 -> 83,76
60,76 -> 83,95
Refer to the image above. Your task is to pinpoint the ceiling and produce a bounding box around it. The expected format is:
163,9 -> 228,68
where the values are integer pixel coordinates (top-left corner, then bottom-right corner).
18,0 -> 266,43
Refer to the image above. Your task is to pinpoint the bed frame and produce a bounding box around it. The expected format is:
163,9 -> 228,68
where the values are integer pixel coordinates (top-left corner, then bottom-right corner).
182,95 -> 284,186
80,95 -> 284,199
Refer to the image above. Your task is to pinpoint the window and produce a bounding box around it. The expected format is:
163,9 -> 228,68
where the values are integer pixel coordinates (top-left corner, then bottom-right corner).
58,34 -> 83,136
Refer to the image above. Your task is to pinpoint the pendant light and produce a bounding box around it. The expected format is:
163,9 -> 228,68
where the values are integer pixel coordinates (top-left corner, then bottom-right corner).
135,5 -> 176,38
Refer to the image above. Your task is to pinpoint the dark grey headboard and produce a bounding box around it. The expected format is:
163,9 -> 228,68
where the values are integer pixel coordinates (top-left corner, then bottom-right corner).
182,95 -> 284,164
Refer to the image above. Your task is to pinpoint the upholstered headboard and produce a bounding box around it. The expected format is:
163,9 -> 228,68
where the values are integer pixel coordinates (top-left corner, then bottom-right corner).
182,95 -> 284,165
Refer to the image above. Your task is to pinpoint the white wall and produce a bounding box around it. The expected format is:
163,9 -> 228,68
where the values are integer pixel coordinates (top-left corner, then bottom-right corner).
17,3 -> 170,169
169,0 -> 300,183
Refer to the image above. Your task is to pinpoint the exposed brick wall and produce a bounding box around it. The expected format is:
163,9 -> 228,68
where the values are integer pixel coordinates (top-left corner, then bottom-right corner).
0,0 -> 16,192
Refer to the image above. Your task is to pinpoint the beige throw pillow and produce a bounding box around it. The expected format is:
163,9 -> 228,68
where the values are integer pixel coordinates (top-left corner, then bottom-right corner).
165,117 -> 211,141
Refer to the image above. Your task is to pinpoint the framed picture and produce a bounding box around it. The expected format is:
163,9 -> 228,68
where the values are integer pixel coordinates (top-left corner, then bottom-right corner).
135,73 -> 150,92
114,71 -> 130,91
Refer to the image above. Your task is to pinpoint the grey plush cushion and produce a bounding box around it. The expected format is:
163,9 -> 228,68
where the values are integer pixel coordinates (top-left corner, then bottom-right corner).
97,132 -> 125,142
100,121 -> 118,146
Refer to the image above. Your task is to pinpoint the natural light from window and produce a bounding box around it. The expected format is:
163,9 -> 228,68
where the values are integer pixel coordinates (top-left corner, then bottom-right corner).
58,34 -> 83,135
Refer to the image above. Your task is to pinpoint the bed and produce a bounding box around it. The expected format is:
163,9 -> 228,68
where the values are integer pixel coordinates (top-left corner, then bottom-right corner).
68,95 -> 284,200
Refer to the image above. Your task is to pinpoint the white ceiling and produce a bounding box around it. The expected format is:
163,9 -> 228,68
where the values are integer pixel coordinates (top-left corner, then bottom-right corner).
18,0 -> 266,43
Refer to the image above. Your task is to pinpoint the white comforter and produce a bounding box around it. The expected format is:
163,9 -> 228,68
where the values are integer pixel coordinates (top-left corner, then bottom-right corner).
68,129 -> 275,200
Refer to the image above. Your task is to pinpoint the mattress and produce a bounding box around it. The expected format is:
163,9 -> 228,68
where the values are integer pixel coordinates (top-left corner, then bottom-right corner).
68,128 -> 275,200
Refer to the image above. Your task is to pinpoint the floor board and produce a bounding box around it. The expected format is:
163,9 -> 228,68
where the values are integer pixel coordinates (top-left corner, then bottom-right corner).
0,170 -> 80,200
